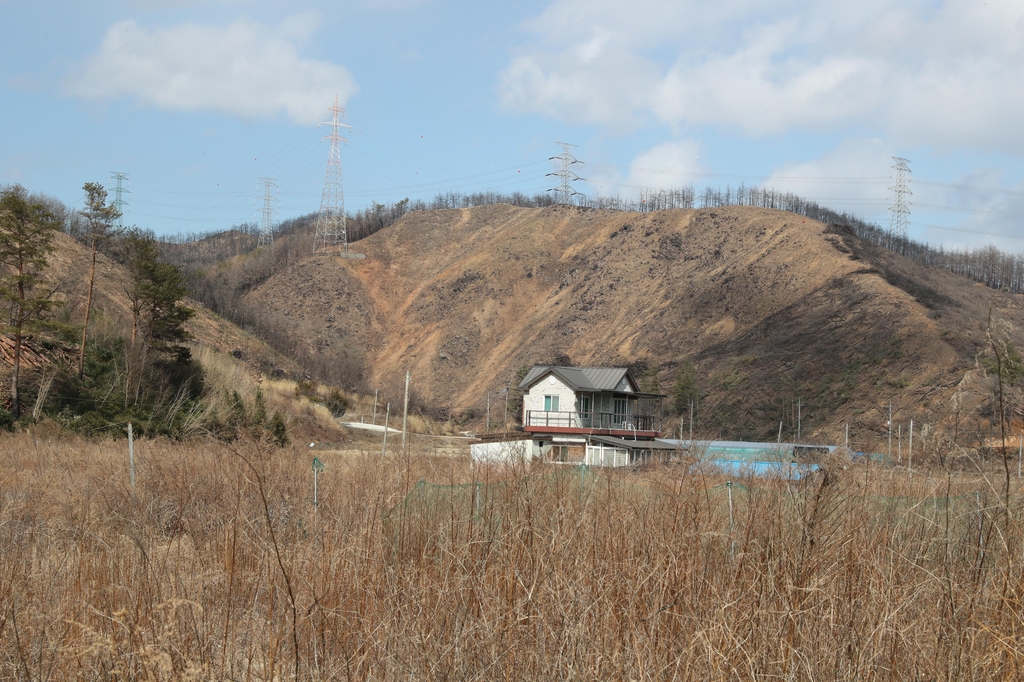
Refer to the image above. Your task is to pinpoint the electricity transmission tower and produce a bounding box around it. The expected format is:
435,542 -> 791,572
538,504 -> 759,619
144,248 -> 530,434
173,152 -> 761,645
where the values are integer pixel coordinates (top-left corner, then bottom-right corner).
547,142 -> 584,205
312,95 -> 353,253
888,157 -> 912,240
256,177 -> 278,248
110,172 -> 130,228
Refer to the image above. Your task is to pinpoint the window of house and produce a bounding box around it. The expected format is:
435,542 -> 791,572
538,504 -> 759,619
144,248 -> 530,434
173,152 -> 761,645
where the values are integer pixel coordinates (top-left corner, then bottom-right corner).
579,396 -> 591,416
544,395 -> 559,412
614,397 -> 628,418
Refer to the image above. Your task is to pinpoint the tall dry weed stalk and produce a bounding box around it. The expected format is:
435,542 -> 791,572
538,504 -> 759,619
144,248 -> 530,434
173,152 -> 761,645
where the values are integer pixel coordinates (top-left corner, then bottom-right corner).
1,433 -> 1023,679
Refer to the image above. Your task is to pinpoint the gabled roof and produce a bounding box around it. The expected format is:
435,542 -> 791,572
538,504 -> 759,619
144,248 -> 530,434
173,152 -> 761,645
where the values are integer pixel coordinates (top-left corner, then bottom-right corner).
518,366 -> 637,392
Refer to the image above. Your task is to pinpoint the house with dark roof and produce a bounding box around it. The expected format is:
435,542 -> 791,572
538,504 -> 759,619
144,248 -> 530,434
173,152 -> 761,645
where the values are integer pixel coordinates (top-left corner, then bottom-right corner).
518,366 -> 667,466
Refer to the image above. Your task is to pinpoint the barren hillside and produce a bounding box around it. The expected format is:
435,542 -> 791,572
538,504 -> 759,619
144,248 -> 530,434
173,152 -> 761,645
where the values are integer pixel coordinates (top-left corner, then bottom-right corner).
243,204 -> 1024,443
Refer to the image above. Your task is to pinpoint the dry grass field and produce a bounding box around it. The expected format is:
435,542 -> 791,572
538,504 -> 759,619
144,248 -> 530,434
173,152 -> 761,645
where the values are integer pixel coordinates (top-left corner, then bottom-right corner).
2,433 -> 1024,680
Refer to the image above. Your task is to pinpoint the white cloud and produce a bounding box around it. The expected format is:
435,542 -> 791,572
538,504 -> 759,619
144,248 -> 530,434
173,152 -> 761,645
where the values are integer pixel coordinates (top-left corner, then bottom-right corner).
587,139 -> 704,196
500,0 -> 1024,152
66,13 -> 357,124
625,140 -> 704,189
499,44 -> 660,126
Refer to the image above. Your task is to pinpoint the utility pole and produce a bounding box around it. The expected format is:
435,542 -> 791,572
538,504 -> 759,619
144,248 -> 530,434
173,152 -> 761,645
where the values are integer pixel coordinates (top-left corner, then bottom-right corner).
313,95 -> 353,253
372,388 -> 378,425
797,398 -> 802,442
256,177 -> 278,248
110,172 -> 130,228
486,391 -> 491,431
401,371 -> 410,454
547,142 -> 584,205
888,157 -> 912,241
504,388 -> 509,429
381,403 -> 390,456
689,398 -> 693,442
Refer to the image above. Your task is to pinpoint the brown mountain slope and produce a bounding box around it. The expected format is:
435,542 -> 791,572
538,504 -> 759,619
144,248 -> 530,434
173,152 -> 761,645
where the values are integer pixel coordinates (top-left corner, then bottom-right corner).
244,204 -> 1024,443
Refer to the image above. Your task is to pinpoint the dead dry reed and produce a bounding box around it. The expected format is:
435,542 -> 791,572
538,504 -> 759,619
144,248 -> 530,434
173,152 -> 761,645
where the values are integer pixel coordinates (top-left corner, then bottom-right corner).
1,432 -> 1023,680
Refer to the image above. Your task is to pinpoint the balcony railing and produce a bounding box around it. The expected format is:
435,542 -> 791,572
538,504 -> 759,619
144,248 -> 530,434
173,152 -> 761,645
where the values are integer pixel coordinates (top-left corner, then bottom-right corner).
525,410 -> 659,432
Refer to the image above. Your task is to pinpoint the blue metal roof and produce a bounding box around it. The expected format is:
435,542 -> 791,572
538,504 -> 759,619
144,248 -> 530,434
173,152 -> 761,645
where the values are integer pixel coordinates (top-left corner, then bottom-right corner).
657,439 -> 836,462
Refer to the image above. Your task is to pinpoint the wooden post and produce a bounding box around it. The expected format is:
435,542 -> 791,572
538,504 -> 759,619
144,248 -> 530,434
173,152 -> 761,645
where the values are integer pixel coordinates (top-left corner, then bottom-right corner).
401,371 -> 410,454
382,403 -> 391,457
727,481 -> 735,557
486,391 -> 490,431
372,389 -> 378,425
977,491 -> 984,554
128,422 -> 135,488
909,419 -> 914,476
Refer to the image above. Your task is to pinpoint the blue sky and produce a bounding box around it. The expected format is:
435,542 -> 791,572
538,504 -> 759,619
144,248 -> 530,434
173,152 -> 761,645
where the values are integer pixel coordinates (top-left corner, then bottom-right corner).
3,0 -> 1024,251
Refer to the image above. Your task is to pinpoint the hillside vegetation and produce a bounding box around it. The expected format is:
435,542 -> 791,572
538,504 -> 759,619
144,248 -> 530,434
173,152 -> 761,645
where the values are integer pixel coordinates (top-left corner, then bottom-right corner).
0,185 -> 348,442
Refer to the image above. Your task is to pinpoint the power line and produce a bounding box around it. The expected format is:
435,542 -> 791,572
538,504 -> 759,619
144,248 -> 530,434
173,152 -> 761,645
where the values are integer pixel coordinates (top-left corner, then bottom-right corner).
350,122 -> 463,179
915,180 -> 1024,198
340,161 -> 549,198
914,222 -> 1024,241
914,202 -> 1024,222
167,122 -> 322,231
312,95 -> 353,253
586,162 -> 889,183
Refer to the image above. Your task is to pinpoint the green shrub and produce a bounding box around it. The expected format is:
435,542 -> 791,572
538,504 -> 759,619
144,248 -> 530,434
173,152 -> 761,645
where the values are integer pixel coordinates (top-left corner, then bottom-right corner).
269,411 -> 289,447
0,407 -> 14,432
324,389 -> 348,418
252,389 -> 267,426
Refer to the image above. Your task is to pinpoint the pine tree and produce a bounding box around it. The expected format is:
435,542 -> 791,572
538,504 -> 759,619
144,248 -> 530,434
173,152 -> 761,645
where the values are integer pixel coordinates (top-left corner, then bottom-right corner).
78,183 -> 119,378
639,364 -> 661,393
115,228 -> 197,409
120,228 -> 194,358
0,186 -> 61,420
673,361 -> 698,415
269,411 -> 289,446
